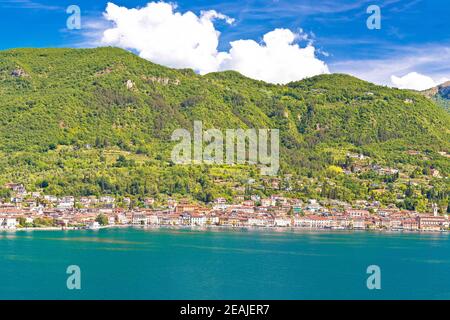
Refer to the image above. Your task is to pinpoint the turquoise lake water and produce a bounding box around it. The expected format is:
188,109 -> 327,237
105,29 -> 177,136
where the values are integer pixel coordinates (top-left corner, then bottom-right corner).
1,227 -> 450,299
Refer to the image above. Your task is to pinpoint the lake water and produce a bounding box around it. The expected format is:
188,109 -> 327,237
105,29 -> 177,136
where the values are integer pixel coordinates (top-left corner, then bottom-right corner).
1,227 -> 449,299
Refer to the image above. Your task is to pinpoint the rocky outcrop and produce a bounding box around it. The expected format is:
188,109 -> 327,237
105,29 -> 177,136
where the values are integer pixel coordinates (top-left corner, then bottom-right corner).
422,81 -> 450,99
126,79 -> 135,90
11,68 -> 29,78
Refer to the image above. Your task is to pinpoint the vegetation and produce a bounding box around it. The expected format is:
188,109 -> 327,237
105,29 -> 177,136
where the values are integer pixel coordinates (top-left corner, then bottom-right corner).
0,47 -> 449,211
95,214 -> 109,225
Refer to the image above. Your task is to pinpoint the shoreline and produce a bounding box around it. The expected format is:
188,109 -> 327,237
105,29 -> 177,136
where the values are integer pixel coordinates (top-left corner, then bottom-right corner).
2,224 -> 449,235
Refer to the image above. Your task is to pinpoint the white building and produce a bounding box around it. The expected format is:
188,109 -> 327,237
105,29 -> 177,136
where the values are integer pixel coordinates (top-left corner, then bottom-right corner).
87,221 -> 100,229
132,213 -> 148,225
1,217 -> 18,229
191,214 -> 206,226
274,217 -> 292,227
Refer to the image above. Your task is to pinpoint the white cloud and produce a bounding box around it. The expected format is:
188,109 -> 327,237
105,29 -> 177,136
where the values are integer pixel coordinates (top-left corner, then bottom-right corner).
100,2 -> 329,84
331,44 -> 450,88
102,2 -> 233,74
437,77 -> 450,85
219,28 -> 329,84
390,72 -> 438,91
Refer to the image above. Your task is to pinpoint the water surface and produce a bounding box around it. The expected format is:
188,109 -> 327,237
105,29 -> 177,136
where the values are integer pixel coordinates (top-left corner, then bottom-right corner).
1,228 -> 449,299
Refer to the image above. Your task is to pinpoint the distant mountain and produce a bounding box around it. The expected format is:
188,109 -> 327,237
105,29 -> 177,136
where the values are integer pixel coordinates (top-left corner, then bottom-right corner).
0,47 -> 449,200
422,81 -> 450,112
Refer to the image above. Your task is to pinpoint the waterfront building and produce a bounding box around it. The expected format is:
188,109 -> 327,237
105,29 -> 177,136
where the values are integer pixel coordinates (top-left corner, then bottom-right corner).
132,212 -> 148,225
191,214 -> 206,226
418,216 -> 446,231
274,217 -> 292,227
352,219 -> 365,229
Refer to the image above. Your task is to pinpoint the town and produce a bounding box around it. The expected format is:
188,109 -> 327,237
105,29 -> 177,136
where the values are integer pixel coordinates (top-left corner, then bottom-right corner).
0,182 -> 447,232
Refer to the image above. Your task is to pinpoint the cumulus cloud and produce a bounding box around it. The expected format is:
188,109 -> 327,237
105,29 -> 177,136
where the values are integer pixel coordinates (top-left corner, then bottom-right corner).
219,28 -> 329,84
102,2 -> 233,74
390,72 -> 439,91
100,2 -> 329,84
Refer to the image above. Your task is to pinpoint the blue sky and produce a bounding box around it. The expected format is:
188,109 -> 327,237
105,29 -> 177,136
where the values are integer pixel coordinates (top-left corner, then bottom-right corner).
0,0 -> 449,88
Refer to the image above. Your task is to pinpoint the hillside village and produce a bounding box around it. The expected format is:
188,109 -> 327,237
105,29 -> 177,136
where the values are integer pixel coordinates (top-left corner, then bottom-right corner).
0,180 -> 447,232
0,48 -> 449,233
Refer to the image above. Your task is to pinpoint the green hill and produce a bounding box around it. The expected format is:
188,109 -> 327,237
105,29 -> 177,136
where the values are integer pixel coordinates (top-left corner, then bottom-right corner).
0,47 -> 449,205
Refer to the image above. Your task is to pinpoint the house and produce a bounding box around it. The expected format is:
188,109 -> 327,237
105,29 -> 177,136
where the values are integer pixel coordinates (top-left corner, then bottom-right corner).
132,213 -> 148,225
87,221 -> 100,229
402,218 -> 419,231
418,216 -> 446,231
346,209 -> 370,218
107,216 -> 116,225
5,183 -> 27,195
390,218 -> 403,230
305,200 -> 322,213
207,214 -> 220,225
44,195 -> 58,203
57,196 -> 75,210
248,216 -> 268,227
147,215 -> 158,225
10,197 -> 23,204
242,200 -> 255,207
191,214 -> 206,226
260,198 -> 273,207
79,197 -> 92,207
180,213 -> 192,225
294,215 -> 331,229
0,217 -> 17,229
99,196 -> 115,204
274,217 -> 292,227
228,206 -> 255,215
116,213 -> 130,225
271,195 -> 287,205
212,203 -> 229,211
365,218 -> 377,230
214,198 -> 227,204
219,213 -> 244,226
157,214 -> 174,225
167,198 -> 178,209
7,217 -> 18,228
352,219 -> 365,229
176,204 -> 198,214
330,216 -> 351,229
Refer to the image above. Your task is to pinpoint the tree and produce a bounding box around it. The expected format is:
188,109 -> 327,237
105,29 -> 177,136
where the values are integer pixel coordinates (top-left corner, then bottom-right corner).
18,217 -> 27,227
326,165 -> 344,178
416,197 -> 428,213
95,214 -> 108,226
39,180 -> 49,188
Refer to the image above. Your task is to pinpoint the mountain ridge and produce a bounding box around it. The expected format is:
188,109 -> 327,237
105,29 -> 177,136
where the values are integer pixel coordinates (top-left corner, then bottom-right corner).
422,81 -> 450,112
0,47 -> 448,203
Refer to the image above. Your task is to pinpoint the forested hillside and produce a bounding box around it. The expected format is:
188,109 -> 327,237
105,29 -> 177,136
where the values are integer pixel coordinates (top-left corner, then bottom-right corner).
0,47 -> 448,208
